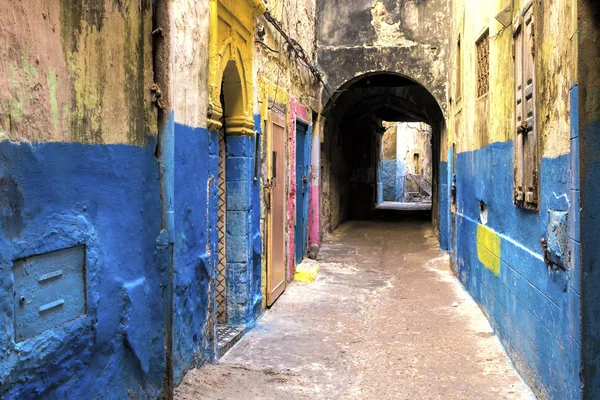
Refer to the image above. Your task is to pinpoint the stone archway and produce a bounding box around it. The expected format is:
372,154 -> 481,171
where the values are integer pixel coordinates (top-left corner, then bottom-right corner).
320,72 -> 448,245
207,0 -> 265,341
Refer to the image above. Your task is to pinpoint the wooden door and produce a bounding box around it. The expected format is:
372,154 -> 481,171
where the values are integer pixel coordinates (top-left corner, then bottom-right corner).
295,122 -> 311,265
267,111 -> 286,306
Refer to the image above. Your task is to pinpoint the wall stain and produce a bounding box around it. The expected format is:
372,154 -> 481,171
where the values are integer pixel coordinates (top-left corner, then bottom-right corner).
0,175 -> 24,239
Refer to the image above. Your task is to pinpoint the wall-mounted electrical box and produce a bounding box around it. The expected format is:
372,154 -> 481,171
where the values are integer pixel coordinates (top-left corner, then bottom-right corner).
13,246 -> 86,342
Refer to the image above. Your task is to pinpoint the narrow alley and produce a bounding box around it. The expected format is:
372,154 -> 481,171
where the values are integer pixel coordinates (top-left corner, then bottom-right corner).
175,217 -> 532,400
2,0 -> 600,399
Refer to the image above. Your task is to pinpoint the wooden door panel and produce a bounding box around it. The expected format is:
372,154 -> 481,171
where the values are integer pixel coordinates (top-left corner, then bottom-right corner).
267,111 -> 287,306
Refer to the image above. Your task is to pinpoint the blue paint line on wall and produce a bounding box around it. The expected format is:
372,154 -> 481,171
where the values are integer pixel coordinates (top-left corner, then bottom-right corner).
0,113 -> 265,398
453,140 -> 578,399
457,218 -> 572,399
447,146 -> 454,254
456,141 -> 568,253
0,139 -> 165,400
569,84 -> 581,296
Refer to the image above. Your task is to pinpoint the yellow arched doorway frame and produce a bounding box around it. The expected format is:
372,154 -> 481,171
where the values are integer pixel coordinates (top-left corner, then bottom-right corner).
207,0 -> 265,134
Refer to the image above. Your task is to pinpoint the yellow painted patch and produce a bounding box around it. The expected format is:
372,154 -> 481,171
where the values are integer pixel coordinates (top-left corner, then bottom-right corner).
294,262 -> 320,283
476,225 -> 501,276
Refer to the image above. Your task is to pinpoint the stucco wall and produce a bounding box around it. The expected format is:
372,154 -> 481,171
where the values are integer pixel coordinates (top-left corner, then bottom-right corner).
0,1 -> 165,398
170,0 -> 216,385
447,0 -> 579,398
0,0 -> 156,145
255,0 -> 321,284
317,0 -> 450,116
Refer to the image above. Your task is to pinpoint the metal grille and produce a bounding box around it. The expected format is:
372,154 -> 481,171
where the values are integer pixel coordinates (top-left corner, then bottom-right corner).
217,129 -> 227,324
476,31 -> 489,97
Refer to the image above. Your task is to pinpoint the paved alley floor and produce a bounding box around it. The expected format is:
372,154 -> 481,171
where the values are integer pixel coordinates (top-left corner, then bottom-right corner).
175,218 -> 534,400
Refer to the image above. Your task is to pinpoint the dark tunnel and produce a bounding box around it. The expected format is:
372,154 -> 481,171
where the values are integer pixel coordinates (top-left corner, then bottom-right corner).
321,72 -> 446,232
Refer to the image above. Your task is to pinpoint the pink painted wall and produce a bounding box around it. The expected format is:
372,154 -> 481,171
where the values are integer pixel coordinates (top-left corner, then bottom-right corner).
308,131 -> 320,247
288,98 -> 308,278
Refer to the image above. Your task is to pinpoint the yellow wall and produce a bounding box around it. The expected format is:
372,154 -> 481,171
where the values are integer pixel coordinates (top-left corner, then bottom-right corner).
0,0 -> 156,145
207,0 -> 265,133
449,0 -> 576,157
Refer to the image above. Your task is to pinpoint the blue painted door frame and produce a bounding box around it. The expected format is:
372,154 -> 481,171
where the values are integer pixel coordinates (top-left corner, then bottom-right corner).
295,121 -> 312,264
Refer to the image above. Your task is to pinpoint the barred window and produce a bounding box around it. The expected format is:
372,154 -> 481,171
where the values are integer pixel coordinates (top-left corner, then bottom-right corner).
476,31 -> 490,98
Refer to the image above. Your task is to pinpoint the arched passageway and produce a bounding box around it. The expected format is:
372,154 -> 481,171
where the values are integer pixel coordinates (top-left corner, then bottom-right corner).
321,72 -> 446,234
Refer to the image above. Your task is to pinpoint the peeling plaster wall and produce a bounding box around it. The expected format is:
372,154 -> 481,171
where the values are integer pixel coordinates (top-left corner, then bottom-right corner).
317,0 -> 450,115
317,0 -> 449,236
447,0 -> 579,398
169,0 -> 216,386
0,1 -> 165,398
0,0 -> 156,145
255,0 -> 321,286
171,0 -> 209,129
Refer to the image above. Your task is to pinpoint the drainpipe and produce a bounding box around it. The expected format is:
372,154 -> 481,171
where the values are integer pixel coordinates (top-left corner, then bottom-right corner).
159,113 -> 175,399
152,0 -> 174,398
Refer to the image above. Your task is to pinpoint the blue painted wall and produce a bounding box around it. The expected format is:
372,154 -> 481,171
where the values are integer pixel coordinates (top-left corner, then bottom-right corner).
567,85 -> 581,399
381,159 -> 397,201
224,132 -> 260,326
0,117 -> 265,397
578,84 -> 600,396
0,139 -> 166,399
172,123 -> 219,385
438,160 -> 449,251
251,115 -> 263,321
453,139 -> 580,399
199,114 -> 262,331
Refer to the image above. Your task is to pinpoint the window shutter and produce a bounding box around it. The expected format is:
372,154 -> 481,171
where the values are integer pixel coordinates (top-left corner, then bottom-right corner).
523,7 -> 538,208
514,4 -> 538,210
514,19 -> 525,202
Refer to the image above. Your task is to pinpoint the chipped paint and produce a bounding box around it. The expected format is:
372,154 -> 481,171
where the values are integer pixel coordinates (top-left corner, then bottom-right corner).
371,1 -> 417,47
0,0 -> 156,145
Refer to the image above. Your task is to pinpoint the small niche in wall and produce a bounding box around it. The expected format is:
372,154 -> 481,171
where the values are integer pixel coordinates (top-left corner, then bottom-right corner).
13,246 -> 86,342
480,200 -> 488,225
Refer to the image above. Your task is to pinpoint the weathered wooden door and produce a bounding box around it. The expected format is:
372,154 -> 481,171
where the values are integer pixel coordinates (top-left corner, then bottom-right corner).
267,110 -> 287,306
